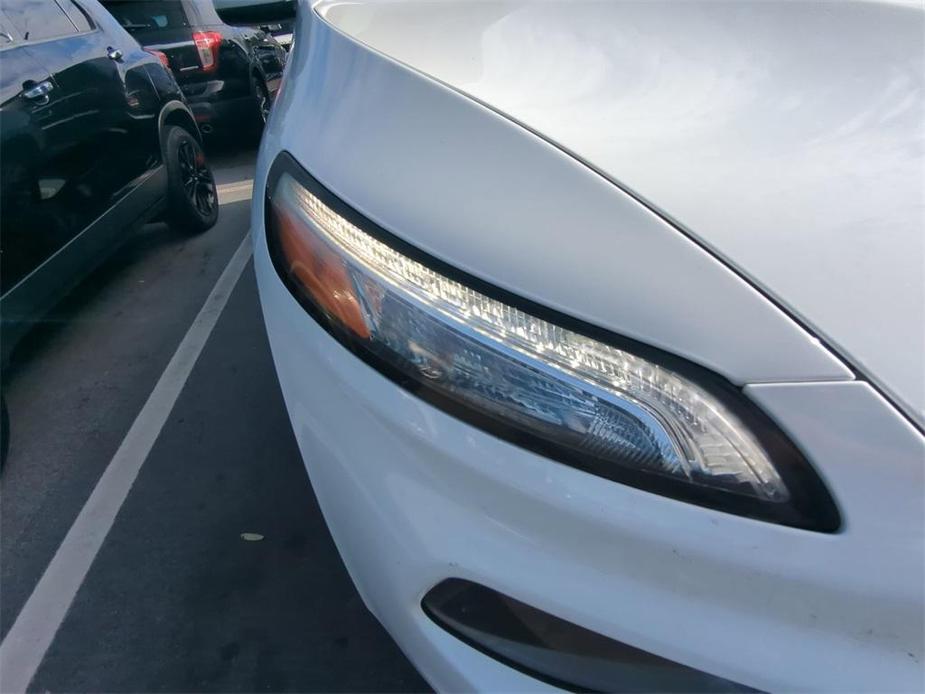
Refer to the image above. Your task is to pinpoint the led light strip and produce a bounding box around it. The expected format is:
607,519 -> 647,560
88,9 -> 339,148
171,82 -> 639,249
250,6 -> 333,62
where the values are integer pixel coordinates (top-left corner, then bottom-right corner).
280,174 -> 785,501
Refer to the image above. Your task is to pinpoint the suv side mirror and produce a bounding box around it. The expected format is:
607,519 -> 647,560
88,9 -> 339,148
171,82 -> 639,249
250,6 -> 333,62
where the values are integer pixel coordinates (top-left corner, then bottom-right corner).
214,0 -> 296,26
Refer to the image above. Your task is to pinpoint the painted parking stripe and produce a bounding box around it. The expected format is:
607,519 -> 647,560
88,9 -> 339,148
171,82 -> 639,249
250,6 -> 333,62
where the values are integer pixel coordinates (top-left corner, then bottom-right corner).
217,180 -> 254,205
0,232 -> 254,693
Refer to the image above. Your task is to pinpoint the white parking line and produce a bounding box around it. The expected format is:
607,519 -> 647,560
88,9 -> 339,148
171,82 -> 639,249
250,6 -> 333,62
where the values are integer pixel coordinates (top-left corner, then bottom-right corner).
217,179 -> 254,205
0,232 -> 254,694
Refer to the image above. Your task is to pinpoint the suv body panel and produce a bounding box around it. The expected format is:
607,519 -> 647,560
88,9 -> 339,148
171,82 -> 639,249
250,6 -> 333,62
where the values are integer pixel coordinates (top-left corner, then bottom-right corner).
0,0 -> 193,363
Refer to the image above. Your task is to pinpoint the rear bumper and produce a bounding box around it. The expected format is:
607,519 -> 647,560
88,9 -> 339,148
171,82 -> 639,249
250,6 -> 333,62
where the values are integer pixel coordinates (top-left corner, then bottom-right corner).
254,224 -> 925,692
180,80 -> 254,132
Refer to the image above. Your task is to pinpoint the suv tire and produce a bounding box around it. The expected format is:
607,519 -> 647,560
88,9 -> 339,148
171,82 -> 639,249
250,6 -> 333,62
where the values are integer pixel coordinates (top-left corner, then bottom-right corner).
162,126 -> 219,234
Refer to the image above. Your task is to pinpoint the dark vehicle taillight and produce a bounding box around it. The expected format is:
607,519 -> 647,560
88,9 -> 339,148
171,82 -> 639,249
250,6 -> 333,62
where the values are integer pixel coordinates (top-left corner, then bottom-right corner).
192,31 -> 222,72
146,49 -> 170,70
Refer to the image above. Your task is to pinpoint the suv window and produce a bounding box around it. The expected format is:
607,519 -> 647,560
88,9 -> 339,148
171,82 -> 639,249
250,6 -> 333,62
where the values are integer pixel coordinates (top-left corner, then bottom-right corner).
2,0 -> 78,42
103,1 -> 190,38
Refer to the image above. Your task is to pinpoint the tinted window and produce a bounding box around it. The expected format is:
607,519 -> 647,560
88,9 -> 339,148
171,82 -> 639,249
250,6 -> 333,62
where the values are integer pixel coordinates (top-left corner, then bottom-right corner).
102,1 -> 189,36
2,0 -> 77,41
62,0 -> 94,33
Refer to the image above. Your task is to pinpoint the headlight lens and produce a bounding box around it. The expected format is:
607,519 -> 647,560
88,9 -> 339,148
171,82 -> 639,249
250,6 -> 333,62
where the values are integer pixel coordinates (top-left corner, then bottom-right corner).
265,154 -> 839,531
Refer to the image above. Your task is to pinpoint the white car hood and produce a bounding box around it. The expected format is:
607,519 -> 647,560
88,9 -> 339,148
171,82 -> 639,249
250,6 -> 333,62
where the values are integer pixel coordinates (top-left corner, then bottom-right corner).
316,0 -> 925,427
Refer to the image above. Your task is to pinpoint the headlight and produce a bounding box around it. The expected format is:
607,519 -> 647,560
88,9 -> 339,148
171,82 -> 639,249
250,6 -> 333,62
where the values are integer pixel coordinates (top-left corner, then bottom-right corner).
265,153 -> 840,532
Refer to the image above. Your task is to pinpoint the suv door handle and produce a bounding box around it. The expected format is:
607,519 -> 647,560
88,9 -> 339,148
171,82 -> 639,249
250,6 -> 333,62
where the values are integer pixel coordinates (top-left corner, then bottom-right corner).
23,80 -> 53,104
107,46 -> 123,61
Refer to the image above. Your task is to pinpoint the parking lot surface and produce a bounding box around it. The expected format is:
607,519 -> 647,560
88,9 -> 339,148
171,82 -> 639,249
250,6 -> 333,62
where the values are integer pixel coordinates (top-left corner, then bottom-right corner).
0,147 -> 429,692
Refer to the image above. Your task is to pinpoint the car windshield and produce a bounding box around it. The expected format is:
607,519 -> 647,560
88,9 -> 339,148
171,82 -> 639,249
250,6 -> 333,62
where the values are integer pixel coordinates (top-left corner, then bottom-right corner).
102,0 -> 189,35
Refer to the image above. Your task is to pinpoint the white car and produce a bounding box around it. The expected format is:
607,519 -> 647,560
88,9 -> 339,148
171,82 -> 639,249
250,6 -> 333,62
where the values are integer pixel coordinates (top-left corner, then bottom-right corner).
222,0 -> 924,691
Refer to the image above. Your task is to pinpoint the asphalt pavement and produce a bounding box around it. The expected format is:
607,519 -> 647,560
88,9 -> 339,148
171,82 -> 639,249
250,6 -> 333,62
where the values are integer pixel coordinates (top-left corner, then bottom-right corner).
0,145 -> 429,692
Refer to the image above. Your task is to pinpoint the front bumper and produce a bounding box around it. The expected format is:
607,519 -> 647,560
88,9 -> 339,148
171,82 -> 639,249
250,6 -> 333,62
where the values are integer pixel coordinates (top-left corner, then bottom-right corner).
254,227 -> 924,692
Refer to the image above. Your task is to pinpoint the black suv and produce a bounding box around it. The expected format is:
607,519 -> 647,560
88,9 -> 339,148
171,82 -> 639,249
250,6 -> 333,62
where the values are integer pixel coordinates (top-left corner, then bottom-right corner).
0,0 -> 218,368
102,0 -> 287,136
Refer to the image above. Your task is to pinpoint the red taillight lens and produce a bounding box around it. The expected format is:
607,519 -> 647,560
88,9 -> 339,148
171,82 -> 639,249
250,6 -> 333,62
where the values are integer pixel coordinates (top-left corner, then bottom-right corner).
192,31 -> 222,72
146,49 -> 170,70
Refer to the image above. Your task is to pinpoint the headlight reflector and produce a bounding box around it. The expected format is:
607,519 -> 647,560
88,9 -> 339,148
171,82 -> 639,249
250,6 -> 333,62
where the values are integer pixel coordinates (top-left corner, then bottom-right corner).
265,154 -> 839,531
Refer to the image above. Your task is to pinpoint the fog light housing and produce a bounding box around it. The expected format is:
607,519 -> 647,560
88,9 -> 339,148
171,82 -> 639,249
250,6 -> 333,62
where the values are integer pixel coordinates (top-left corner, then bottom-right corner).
422,579 -> 759,693
265,153 -> 840,532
